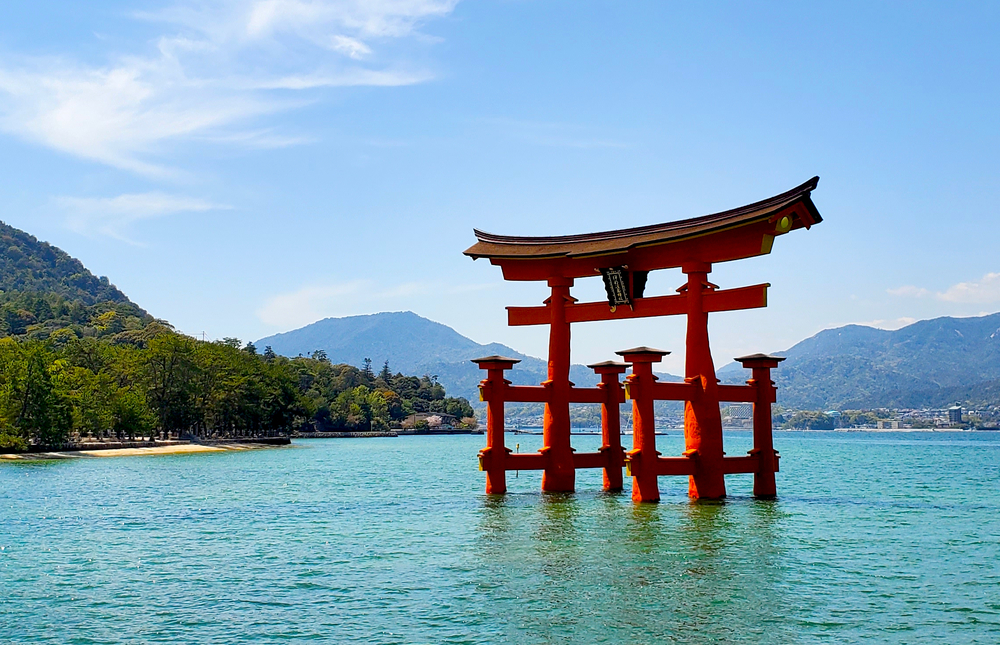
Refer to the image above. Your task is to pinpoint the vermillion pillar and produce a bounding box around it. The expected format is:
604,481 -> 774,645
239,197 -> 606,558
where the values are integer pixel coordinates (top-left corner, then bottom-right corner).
542,277 -> 575,492
473,356 -> 519,494
682,263 -> 727,499
737,354 -> 784,498
618,348 -> 669,503
589,361 -> 628,491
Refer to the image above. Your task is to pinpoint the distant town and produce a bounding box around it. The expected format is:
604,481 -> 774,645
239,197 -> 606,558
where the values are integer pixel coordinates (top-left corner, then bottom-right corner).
504,404 -> 999,432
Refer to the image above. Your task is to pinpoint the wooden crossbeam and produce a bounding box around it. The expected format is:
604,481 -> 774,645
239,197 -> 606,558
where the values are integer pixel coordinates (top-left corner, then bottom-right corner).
507,283 -> 769,326
721,454 -> 779,474
481,385 -> 621,405
501,385 -> 548,403
650,382 -> 699,401
502,451 -> 611,471
499,453 -> 779,474
572,452 -> 607,469
656,456 -> 698,476
717,384 -> 757,403
506,453 -> 547,470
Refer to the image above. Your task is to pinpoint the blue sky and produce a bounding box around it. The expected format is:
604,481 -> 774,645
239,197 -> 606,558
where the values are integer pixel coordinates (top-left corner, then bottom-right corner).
1,1 -> 998,374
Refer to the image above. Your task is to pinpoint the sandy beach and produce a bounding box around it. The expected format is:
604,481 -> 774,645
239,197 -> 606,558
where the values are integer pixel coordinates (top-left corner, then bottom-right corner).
1,442 -> 284,460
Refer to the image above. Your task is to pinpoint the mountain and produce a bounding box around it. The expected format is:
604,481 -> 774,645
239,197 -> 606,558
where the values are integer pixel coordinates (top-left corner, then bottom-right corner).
256,311 -> 659,404
0,221 -> 136,306
720,313 -> 1000,410
0,221 -> 154,339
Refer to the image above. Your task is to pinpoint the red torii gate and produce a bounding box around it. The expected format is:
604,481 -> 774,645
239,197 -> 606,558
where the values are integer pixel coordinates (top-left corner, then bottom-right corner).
466,177 -> 823,501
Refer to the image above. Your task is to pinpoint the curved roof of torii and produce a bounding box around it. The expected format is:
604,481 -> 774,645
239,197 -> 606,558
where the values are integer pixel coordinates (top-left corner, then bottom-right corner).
464,177 -> 822,281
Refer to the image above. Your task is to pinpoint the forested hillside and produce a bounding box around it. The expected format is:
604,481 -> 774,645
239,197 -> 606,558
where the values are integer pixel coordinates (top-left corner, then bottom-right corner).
0,223 -> 474,451
0,221 -> 135,305
0,220 -> 153,339
720,313 -> 1000,410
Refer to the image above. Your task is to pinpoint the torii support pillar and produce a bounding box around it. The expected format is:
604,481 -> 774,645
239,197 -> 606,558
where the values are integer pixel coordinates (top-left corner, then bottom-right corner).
682,262 -> 727,500
589,360 -> 629,491
473,355 -> 519,494
737,353 -> 785,499
619,347 -> 669,503
542,277 -> 576,492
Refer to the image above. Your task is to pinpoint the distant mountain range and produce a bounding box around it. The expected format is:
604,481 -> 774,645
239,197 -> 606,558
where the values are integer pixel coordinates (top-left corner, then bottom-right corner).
719,313 -> 1000,410
262,310 -> 1000,411
6,217 -> 995,413
255,311 -> 628,404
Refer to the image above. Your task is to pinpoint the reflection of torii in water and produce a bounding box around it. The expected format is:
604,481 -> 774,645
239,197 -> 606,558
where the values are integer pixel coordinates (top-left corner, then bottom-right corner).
467,177 -> 823,502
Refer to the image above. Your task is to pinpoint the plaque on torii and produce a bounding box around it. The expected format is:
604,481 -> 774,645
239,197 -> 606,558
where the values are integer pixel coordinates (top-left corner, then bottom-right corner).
466,177 -> 822,501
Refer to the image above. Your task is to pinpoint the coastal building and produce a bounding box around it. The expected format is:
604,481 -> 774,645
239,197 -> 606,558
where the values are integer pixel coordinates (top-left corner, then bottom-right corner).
877,420 -> 900,430
728,403 -> 753,421
948,406 -> 963,424
401,412 -> 459,429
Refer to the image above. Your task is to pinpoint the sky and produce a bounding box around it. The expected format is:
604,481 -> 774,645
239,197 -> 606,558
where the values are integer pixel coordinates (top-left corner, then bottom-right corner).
1,1 -> 998,375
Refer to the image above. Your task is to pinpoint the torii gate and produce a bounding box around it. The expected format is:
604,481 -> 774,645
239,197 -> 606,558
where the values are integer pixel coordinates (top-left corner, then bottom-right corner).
466,177 -> 823,502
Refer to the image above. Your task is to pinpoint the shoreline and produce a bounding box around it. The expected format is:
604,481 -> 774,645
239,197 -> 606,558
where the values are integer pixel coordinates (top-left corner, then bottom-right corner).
1,440 -> 290,461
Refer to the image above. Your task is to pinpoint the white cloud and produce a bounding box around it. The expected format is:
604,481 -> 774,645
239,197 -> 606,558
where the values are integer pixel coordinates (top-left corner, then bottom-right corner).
0,61 -> 275,177
888,272 -> 1000,305
0,0 -> 458,175
250,68 -> 432,90
937,272 -> 1000,304
55,192 -> 228,244
232,0 -> 458,40
331,35 -> 372,59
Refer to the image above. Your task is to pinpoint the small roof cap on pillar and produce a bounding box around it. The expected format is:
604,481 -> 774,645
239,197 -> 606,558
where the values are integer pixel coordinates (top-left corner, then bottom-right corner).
587,360 -> 630,374
735,353 -> 786,368
470,355 -> 521,368
615,346 -> 670,363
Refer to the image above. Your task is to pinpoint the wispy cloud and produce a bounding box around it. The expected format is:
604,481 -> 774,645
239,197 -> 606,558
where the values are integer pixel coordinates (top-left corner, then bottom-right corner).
938,272 -> 1000,304
257,278 -> 493,329
0,60 -> 278,177
0,0 -> 458,176
249,68 -> 433,90
55,192 -> 229,244
889,272 -> 1000,305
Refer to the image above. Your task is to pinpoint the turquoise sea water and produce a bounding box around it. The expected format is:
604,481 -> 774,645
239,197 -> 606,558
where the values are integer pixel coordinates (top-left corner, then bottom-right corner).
2,431 -> 999,644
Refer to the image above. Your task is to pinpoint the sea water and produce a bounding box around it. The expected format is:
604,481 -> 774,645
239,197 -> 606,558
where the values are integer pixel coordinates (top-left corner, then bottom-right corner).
2,431 -> 999,644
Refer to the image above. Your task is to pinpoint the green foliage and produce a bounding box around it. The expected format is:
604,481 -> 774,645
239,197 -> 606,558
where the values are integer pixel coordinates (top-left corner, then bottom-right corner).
0,221 -> 136,305
0,339 -> 73,447
0,327 -> 476,450
293,358 -> 475,432
840,410 -> 878,427
0,291 -> 152,340
780,409 -> 879,430
0,430 -> 27,451
0,221 -> 475,448
781,411 -> 835,430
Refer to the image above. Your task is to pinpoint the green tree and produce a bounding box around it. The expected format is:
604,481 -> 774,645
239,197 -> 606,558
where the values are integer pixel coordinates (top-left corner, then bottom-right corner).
0,340 -> 72,446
